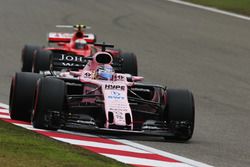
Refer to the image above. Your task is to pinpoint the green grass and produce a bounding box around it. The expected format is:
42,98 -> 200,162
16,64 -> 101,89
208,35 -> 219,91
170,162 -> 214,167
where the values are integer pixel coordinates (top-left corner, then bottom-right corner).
0,120 -> 130,167
183,0 -> 250,16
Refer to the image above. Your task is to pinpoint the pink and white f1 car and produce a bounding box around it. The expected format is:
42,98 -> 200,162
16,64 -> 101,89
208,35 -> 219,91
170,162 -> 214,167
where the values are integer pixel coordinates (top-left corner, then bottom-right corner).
21,24 -> 138,76
10,44 -> 194,142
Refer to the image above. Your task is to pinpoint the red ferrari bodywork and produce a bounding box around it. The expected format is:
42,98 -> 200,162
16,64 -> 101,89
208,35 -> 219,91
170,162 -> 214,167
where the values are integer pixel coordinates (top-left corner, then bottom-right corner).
46,29 -> 120,57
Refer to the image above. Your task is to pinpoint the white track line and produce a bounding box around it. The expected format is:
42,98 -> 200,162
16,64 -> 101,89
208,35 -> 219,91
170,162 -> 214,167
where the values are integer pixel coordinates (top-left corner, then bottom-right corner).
0,103 -> 9,109
0,114 -> 10,119
113,139 -> 214,167
53,137 -> 150,154
103,154 -> 193,167
13,123 -> 38,130
58,129 -> 98,138
167,0 -> 250,21
0,109 -> 9,114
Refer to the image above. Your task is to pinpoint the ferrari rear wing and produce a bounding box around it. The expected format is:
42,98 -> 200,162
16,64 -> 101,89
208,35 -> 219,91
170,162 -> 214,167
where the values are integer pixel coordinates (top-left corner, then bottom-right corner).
48,32 -> 96,43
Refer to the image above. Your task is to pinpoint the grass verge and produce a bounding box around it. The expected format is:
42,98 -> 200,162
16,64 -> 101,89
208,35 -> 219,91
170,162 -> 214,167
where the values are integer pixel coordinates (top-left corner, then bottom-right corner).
183,0 -> 250,16
0,120 -> 130,167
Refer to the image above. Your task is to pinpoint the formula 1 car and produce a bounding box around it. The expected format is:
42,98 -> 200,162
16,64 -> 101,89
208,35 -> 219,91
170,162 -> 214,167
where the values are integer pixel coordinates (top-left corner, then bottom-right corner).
21,24 -> 138,76
10,44 -> 194,142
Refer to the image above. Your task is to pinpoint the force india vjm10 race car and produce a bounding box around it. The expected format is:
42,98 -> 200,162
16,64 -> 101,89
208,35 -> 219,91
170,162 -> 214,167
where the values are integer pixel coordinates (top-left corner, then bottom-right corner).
10,44 -> 194,142
21,24 -> 138,76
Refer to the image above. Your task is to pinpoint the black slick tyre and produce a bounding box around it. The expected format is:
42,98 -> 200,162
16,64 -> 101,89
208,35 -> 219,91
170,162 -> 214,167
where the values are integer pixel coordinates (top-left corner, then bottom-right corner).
9,72 -> 42,121
33,49 -> 51,73
32,77 -> 65,130
21,45 -> 41,72
120,52 -> 138,76
165,89 -> 195,142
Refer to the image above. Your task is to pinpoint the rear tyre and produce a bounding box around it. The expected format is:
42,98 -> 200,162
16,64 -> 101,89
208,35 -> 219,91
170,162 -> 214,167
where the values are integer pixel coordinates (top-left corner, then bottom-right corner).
9,72 -> 42,121
32,77 -> 65,130
33,49 -> 51,73
21,45 -> 41,72
120,52 -> 138,76
164,89 -> 195,142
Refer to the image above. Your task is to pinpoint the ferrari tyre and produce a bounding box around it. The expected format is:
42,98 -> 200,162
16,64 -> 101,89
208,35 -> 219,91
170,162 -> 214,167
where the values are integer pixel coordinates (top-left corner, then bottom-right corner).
33,49 -> 51,73
32,77 -> 65,130
120,52 -> 138,76
165,89 -> 195,142
21,45 -> 41,72
9,72 -> 42,121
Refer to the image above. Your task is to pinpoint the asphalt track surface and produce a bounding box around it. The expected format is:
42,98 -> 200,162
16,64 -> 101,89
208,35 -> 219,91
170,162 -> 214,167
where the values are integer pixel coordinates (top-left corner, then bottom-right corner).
0,0 -> 249,166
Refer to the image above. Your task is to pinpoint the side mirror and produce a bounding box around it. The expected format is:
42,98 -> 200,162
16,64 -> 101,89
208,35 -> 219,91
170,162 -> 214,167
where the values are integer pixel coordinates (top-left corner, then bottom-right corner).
132,76 -> 144,82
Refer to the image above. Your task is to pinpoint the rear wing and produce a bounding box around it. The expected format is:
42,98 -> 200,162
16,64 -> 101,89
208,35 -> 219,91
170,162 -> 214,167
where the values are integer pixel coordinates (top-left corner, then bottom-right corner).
48,32 -> 96,43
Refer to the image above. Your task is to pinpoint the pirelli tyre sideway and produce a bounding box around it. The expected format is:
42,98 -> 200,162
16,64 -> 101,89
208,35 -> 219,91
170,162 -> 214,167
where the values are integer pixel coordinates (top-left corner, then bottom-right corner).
33,49 -> 51,73
165,89 -> 195,142
9,72 -> 42,121
21,45 -> 41,72
120,52 -> 138,76
32,77 -> 65,130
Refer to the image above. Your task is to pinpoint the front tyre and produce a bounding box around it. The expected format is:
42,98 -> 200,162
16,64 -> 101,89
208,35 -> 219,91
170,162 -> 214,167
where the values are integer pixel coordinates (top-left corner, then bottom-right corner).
32,77 -> 65,130
9,72 -> 42,121
120,52 -> 138,76
164,89 -> 195,142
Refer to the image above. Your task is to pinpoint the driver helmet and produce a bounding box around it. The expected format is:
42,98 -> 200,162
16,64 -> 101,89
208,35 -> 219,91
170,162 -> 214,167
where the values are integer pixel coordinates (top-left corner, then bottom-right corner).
75,39 -> 87,49
96,64 -> 114,80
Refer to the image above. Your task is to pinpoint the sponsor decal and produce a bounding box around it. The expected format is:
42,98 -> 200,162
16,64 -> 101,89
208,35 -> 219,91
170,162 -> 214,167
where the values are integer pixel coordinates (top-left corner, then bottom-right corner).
114,75 -> 125,81
83,72 -> 91,78
131,88 -> 151,92
108,105 -> 128,113
105,84 -> 125,91
58,54 -> 88,63
114,111 -> 124,120
49,32 -> 73,38
108,91 -> 125,100
61,62 -> 85,67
